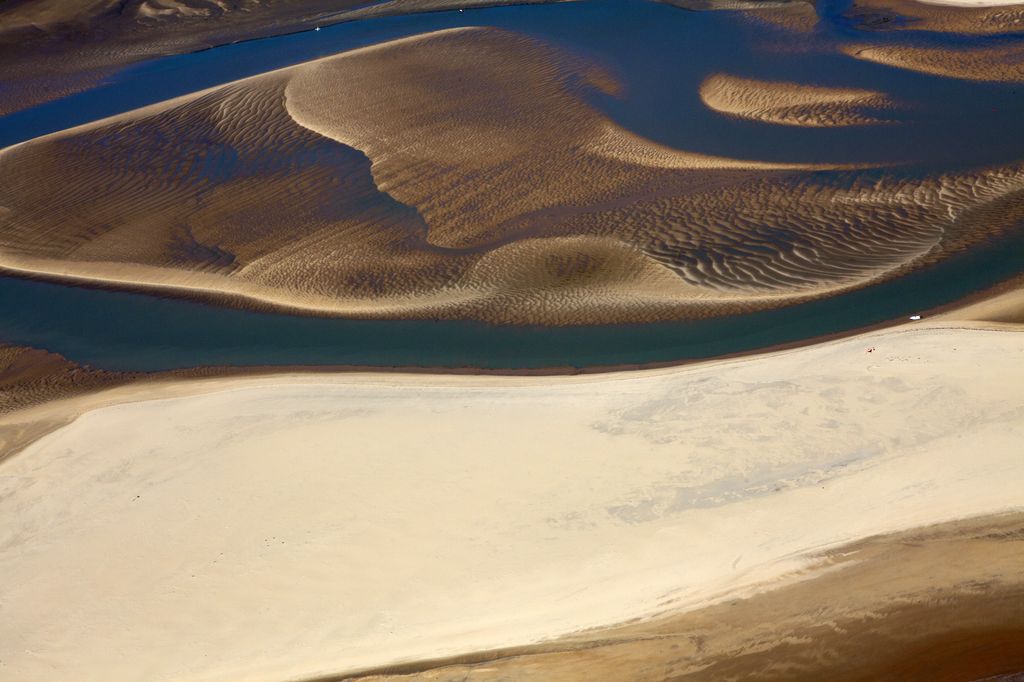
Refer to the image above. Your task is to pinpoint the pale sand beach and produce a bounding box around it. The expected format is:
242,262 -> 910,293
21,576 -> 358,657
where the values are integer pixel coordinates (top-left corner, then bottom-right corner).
1,323 -> 1021,681
917,0 -> 1023,6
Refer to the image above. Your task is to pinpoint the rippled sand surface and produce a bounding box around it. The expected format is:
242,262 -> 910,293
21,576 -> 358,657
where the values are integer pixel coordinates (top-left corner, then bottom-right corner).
845,42 -> 1024,83
0,0 -> 563,116
846,0 -> 1024,33
698,73 -> 896,127
2,20 -> 1023,324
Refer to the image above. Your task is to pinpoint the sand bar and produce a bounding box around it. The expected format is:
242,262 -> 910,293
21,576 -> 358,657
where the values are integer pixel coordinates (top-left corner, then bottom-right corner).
1,324 -> 1022,680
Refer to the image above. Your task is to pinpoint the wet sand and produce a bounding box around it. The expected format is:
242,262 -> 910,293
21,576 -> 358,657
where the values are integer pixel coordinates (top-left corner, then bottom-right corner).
698,73 -> 896,127
844,42 -> 1024,83
2,322 -> 1022,680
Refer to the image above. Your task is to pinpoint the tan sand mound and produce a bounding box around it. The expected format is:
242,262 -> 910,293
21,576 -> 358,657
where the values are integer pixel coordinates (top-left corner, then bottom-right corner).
699,73 -> 897,127
2,27 -> 1024,323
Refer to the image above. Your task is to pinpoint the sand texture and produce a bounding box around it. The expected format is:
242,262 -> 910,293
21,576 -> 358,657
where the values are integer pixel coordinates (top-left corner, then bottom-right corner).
698,73 -> 896,127
0,0 -> 566,116
2,27 -> 1023,324
845,0 -> 1024,33
1,324 -> 1022,680
845,42 -> 1024,82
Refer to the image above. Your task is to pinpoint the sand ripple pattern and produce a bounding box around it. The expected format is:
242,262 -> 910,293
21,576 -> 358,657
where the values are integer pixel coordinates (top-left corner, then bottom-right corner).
844,43 -> 1024,83
699,73 -> 897,127
1,27 -> 1023,323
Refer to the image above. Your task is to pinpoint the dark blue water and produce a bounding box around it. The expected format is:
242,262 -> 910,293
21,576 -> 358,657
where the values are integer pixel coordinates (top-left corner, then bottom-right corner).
1,0 -> 1022,371
5,0 -> 1024,168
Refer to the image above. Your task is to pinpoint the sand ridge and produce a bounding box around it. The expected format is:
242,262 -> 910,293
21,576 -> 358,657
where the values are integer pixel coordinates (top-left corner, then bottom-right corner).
698,73 -> 897,127
844,42 -> 1024,83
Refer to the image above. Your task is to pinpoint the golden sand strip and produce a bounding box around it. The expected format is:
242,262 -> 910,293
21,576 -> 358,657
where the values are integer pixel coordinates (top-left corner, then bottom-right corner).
1,323 -> 1021,681
843,42 -> 1024,83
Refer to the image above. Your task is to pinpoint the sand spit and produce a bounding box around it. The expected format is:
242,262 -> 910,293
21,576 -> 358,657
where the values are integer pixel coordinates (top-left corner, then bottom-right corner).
1,324 -> 1021,681
936,285 -> 1024,326
0,344 -> 142,414
3,27 -> 1024,324
698,73 -> 896,127
844,42 -> 1024,82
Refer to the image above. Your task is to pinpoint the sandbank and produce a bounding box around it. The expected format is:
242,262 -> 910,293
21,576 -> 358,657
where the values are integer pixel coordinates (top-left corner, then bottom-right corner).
4,27 -> 1023,325
1,323 -> 1022,680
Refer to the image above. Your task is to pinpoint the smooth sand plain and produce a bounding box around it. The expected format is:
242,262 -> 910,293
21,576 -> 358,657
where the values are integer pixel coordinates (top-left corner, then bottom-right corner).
1,322 -> 1022,681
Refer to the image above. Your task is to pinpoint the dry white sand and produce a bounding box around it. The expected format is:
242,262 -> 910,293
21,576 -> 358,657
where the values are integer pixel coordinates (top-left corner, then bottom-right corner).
1,325 -> 1022,681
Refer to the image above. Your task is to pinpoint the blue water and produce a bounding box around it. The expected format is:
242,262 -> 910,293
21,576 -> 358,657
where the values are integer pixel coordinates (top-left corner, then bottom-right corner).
1,0 -> 1022,371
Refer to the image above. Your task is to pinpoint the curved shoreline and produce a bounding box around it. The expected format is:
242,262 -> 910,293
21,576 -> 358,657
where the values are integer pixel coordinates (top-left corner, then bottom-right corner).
1,213 -> 1022,373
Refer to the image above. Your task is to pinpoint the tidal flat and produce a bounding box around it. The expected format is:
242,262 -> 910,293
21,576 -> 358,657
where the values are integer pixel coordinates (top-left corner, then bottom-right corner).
0,0 -> 1022,680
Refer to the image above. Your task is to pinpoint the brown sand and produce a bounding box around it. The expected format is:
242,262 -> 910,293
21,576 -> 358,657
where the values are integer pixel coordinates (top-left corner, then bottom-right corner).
0,344 -> 137,415
698,73 -> 897,126
3,27 -> 1023,324
0,0 -> 562,116
741,1 -> 820,33
0,345 -> 137,461
844,42 -> 1024,83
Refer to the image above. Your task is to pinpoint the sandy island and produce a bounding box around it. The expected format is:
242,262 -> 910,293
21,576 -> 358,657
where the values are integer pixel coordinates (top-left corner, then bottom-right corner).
1,321 -> 1022,680
3,27 -> 1023,325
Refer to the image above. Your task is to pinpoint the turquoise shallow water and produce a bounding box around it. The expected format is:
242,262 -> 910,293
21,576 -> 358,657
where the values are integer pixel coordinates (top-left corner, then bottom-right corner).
1,0 -> 1022,371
